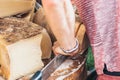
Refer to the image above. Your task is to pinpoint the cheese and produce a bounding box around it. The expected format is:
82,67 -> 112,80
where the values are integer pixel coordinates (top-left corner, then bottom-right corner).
0,0 -> 34,18
0,17 -> 52,80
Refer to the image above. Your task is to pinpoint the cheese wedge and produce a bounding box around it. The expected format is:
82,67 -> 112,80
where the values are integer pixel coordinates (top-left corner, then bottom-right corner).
0,0 -> 34,18
0,17 -> 52,80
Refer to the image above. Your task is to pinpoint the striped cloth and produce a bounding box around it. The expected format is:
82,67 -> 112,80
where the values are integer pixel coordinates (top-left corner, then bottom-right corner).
74,0 -> 120,79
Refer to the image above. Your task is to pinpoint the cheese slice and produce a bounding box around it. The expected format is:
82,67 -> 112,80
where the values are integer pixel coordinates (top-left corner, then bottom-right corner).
0,0 -> 34,18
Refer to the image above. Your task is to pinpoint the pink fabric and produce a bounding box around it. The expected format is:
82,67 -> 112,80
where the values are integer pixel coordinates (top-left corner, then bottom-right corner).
75,0 -> 120,76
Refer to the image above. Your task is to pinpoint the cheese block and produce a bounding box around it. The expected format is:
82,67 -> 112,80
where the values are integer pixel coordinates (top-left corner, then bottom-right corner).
47,52 -> 87,80
0,0 -> 34,18
0,17 -> 52,80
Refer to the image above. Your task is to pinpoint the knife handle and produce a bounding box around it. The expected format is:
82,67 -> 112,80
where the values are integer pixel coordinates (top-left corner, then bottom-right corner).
30,71 -> 42,80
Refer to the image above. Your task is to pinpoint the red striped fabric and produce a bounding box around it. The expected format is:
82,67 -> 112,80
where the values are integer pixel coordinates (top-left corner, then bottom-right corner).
74,0 -> 120,78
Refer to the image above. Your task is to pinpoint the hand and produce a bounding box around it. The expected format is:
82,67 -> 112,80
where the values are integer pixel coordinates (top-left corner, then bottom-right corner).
52,41 -> 79,56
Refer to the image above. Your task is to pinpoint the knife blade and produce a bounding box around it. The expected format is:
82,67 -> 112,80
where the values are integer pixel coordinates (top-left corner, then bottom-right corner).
31,54 -> 68,80
35,2 -> 42,11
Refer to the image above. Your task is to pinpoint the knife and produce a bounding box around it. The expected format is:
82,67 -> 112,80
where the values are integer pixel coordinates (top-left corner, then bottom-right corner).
30,54 -> 68,80
35,2 -> 42,11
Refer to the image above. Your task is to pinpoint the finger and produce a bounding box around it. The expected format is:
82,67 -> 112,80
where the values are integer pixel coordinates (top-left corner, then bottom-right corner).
52,41 -> 59,51
53,47 -> 58,55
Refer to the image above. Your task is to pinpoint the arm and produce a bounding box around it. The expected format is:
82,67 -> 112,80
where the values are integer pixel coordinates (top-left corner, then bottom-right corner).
42,0 -> 78,55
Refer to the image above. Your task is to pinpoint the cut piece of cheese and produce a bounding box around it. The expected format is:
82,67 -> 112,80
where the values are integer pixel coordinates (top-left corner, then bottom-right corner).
0,0 -> 34,18
0,17 -> 52,80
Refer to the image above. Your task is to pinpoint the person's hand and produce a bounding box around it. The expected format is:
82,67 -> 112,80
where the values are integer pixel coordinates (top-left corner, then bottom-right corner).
52,41 -> 79,56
